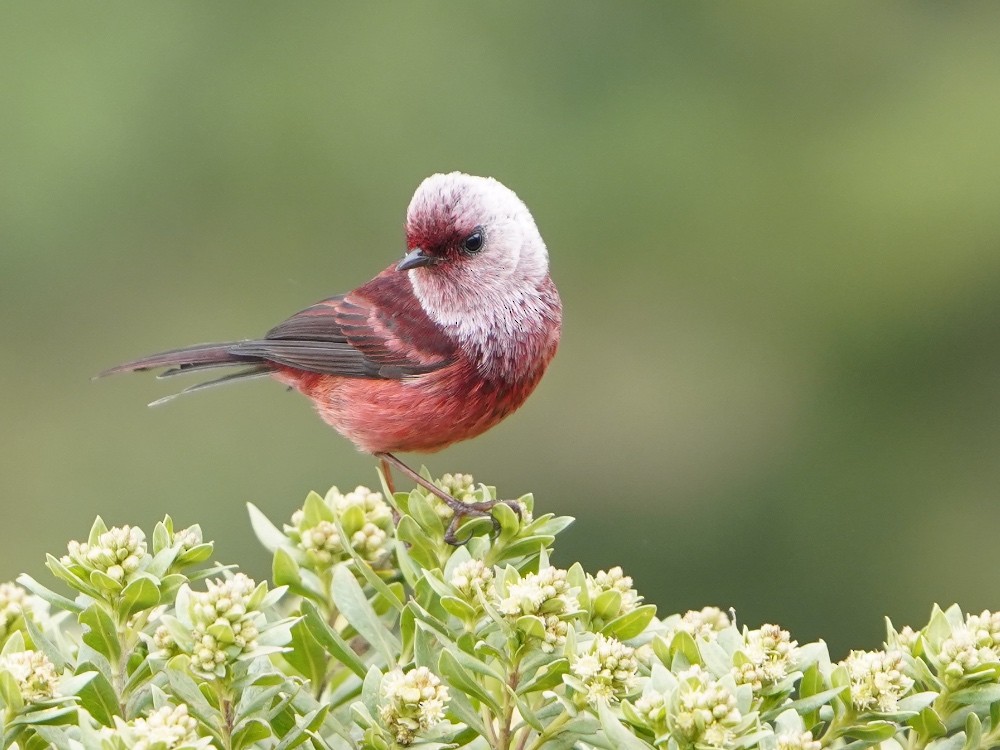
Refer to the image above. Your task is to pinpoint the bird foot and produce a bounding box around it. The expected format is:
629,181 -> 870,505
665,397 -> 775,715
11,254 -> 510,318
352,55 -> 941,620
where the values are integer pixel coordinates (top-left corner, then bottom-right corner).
375,452 -> 523,546
444,498 -> 523,546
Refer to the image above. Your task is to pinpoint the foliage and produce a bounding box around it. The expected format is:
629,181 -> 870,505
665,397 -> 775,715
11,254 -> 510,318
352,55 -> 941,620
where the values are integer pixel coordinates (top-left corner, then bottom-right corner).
0,470 -> 998,749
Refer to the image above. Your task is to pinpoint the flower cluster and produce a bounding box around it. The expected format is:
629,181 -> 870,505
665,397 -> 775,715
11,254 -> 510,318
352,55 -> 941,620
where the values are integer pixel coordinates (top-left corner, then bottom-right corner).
966,610 -> 1000,651
449,558 -> 495,603
733,624 -> 799,691
431,473 -> 477,518
893,625 -> 921,654
172,525 -> 204,555
103,704 -> 211,750
635,666 -> 744,749
936,629 -> 997,682
842,649 -> 914,713
497,566 -> 576,652
176,573 -> 263,678
0,582 -> 47,645
62,524 -> 146,584
571,634 -> 639,704
587,566 -> 641,626
776,729 -> 822,750
0,649 -> 58,702
286,486 -> 393,567
670,666 -> 743,748
379,667 -> 451,746
677,606 -> 732,640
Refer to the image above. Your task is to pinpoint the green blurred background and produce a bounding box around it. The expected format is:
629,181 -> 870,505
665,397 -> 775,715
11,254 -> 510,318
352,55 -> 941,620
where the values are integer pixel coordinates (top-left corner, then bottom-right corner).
4,3 -> 1000,657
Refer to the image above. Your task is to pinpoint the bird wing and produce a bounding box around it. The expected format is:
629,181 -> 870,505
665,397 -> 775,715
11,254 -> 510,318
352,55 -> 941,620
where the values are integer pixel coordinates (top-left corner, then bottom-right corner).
235,272 -> 457,379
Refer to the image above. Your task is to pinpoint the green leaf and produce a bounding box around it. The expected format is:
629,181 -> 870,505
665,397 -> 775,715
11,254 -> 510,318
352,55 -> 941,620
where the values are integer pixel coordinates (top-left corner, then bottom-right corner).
44,555 -> 92,596
176,542 -> 214,566
303,490 -> 334,526
396,515 -> 441,570
517,657 -> 569,694
273,705 -> 329,750
57,671 -> 97,698
840,720 -> 898,742
283,619 -> 329,687
593,589 -> 623,621
446,689 -> 488,736
80,604 -> 120,663
300,600 -> 367,679
152,517 -> 171,555
331,564 -> 400,664
272,547 -> 304,590
950,683 -> 1000,705
361,665 -> 382,716
492,535 -> 555,564
516,615 -> 547,641
16,574 -> 83,614
118,575 -> 160,619
963,711 -> 982,750
89,569 -> 124,595
492,501 -> 521,540
775,685 -> 847,719
0,668 -> 24,711
438,649 -> 502,714
441,596 -> 476,621
598,699 -> 655,750
406,490 -> 444,536
22,615 -> 67,672
73,665 -> 119,727
164,663 -> 223,740
333,515 -> 404,612
896,691 -> 938,713
601,604 -> 657,640
232,717 -> 273,749
246,502 -> 289,554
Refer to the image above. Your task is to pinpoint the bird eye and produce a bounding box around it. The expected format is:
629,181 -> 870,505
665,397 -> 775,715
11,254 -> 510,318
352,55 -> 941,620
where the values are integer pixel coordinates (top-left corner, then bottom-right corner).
461,228 -> 484,254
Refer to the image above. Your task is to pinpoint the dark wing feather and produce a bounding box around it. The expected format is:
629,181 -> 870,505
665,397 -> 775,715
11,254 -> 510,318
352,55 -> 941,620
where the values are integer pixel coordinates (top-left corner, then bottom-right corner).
235,274 -> 457,379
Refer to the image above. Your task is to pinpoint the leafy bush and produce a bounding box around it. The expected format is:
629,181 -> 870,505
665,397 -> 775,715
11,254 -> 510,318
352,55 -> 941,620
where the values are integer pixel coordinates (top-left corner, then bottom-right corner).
1,470 -> 998,750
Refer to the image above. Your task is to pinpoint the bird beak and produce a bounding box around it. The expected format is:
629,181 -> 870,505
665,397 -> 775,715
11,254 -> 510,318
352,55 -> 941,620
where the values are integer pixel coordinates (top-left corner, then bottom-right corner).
397,248 -> 436,272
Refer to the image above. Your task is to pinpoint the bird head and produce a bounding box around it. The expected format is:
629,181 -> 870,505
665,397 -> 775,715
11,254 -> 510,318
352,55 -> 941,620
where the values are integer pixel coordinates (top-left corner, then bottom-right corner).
398,173 -> 549,288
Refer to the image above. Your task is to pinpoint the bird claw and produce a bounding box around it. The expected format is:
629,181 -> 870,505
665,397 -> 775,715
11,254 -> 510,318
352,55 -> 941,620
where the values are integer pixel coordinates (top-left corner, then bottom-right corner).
442,498 -> 523,546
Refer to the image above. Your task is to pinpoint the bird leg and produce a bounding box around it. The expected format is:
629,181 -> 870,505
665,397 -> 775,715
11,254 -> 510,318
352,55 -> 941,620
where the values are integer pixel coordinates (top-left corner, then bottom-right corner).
378,457 -> 401,525
375,452 -> 521,545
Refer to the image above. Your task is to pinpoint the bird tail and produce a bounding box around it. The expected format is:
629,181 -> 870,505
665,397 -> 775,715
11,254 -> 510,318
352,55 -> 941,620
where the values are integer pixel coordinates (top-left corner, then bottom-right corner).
97,342 -> 274,406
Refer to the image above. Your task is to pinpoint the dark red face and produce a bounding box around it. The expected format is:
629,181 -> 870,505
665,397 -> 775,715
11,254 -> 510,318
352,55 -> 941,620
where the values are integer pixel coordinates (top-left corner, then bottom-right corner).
406,208 -> 485,264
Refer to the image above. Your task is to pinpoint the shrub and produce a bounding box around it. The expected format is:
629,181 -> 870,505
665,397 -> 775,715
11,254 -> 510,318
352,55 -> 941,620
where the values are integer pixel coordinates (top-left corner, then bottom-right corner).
1,470 -> 997,750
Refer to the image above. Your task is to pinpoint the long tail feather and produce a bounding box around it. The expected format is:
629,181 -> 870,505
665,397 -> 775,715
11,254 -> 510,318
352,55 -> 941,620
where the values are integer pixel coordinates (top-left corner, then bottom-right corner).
148,366 -> 273,407
98,342 -> 276,405
97,342 -> 255,377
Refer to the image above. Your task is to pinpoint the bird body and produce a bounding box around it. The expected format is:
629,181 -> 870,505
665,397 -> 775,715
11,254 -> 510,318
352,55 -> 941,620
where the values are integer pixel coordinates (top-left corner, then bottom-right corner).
103,173 -> 562,459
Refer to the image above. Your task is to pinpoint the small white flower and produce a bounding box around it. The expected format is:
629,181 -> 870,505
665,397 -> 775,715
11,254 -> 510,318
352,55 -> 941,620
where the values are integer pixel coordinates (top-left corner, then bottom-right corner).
777,730 -> 822,750
678,607 -> 731,640
0,582 -> 48,642
106,703 -> 211,750
571,635 -> 639,705
498,567 -> 575,652
842,649 -> 913,712
286,486 -> 393,568
380,667 -> 450,746
179,573 -> 269,678
0,650 -> 58,702
671,666 -> 742,748
734,623 -> 799,690
587,567 -> 641,620
63,525 -> 147,581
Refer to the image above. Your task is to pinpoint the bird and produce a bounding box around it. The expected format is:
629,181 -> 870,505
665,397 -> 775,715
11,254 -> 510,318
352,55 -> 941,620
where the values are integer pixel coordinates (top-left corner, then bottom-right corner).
100,172 -> 562,544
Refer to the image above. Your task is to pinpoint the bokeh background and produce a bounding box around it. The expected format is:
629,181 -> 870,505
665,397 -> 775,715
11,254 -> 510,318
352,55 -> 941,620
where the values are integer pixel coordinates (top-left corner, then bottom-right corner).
4,3 -> 1000,657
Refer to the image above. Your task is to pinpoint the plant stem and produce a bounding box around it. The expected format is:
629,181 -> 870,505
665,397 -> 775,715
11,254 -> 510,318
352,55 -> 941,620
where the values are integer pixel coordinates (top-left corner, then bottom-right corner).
525,711 -> 572,750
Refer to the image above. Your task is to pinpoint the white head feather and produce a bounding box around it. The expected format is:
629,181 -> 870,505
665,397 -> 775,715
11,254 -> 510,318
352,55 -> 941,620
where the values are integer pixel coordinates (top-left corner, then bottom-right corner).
405,173 -> 558,379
